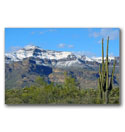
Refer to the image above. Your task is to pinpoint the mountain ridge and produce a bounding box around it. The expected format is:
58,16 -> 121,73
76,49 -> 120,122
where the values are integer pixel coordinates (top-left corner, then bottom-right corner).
5,45 -> 119,68
5,45 -> 120,89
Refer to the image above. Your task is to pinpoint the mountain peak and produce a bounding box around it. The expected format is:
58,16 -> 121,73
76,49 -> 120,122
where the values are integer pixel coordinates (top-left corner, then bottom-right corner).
24,45 -> 40,50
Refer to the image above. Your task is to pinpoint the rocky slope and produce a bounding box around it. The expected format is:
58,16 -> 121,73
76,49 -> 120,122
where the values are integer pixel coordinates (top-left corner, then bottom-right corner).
5,45 -> 120,89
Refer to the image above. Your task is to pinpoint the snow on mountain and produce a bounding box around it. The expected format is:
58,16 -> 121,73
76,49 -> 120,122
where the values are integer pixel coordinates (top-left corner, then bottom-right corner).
24,45 -> 40,50
5,45 -> 74,64
5,45 -> 116,66
6,45 -> 38,62
92,56 -> 115,63
56,59 -> 82,67
83,56 -> 94,62
6,45 -> 70,59
39,50 -> 72,60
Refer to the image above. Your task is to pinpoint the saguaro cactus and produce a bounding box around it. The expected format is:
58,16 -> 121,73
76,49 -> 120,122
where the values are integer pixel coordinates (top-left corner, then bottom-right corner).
98,36 -> 116,104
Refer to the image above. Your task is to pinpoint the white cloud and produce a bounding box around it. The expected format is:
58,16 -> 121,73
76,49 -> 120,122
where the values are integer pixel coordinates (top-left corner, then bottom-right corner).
89,28 -> 119,40
100,28 -> 119,40
58,43 -> 66,48
58,43 -> 74,48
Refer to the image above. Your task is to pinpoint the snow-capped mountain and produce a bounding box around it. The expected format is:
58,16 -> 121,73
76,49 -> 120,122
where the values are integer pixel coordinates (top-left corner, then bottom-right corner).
6,45 -> 74,61
5,45 -> 120,89
5,45 -> 117,67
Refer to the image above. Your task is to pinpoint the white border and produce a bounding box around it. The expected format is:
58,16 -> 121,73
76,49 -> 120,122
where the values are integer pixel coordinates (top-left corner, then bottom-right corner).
0,0 -> 124,132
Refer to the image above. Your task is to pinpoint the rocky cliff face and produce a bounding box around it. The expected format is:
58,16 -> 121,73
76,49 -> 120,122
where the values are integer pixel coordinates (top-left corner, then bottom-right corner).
5,58 -> 52,89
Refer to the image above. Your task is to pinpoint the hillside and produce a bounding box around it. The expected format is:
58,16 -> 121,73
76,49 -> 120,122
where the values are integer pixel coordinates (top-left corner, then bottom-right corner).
5,45 -> 120,89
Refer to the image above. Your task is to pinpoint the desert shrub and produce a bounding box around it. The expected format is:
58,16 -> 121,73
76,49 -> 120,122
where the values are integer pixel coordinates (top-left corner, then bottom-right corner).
5,76 -> 119,104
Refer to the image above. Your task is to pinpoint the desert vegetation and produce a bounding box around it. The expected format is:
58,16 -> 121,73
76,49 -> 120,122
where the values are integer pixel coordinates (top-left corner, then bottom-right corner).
5,75 -> 119,104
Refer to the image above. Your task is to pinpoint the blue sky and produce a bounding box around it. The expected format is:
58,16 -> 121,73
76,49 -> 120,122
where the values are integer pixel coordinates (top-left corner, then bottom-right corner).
5,28 -> 120,57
